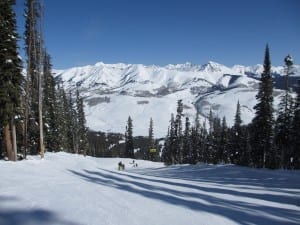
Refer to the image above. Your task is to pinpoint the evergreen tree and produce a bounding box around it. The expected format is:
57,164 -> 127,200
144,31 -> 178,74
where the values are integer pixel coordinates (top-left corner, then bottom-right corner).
0,128 -> 3,159
0,0 -> 23,160
190,113 -> 201,164
148,117 -> 154,160
274,55 -> 294,169
234,101 -> 242,128
169,113 -> 176,164
162,127 -> 171,164
57,86 -> 73,151
67,92 -> 78,153
76,89 -> 88,156
275,96 -> 294,168
125,116 -> 134,158
291,79 -> 300,169
54,83 -> 64,151
182,117 -> 192,163
251,45 -> 274,168
200,120 -> 209,163
174,99 -> 183,163
162,114 -> 176,165
211,117 -> 222,164
208,108 -> 214,134
43,52 -> 60,151
206,109 -> 216,163
24,0 -> 44,156
55,83 -> 72,152
240,125 -> 252,166
230,101 -> 244,165
219,116 -> 229,163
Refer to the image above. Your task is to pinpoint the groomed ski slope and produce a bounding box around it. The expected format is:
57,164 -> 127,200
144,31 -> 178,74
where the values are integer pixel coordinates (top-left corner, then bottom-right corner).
0,152 -> 299,225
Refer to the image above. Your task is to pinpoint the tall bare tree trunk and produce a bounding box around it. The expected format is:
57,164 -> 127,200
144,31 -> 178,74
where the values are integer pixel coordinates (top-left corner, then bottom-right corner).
11,118 -> 17,161
38,2 -> 45,159
24,79 -> 29,159
23,0 -> 34,160
4,124 -> 13,161
39,73 -> 44,158
38,46 -> 44,158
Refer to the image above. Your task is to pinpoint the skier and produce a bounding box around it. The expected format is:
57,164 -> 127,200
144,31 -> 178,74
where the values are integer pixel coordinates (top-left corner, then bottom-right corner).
118,161 -> 124,170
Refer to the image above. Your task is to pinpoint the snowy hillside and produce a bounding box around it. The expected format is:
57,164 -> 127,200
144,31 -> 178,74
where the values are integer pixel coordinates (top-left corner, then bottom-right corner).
0,152 -> 299,225
54,62 -> 300,137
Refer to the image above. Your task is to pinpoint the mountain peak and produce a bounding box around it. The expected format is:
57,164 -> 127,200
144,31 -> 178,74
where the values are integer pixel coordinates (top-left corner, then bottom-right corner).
94,62 -> 105,67
200,61 -> 228,73
165,62 -> 199,71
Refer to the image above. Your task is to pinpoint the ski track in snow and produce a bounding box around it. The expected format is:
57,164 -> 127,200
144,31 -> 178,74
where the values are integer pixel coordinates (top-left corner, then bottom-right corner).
0,152 -> 300,225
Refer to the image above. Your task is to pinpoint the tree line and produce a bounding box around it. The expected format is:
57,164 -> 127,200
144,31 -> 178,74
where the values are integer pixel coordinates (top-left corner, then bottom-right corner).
162,46 -> 300,170
124,116 -> 160,161
0,0 -> 88,161
87,116 -> 161,161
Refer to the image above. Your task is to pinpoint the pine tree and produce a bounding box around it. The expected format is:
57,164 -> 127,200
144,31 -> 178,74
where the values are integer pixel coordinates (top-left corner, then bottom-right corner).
200,120 -> 209,163
211,117 -> 222,164
182,117 -> 192,163
162,127 -> 170,164
161,140 -> 170,164
251,45 -> 274,168
190,113 -> 201,164
58,87 -> 73,152
174,99 -> 183,163
234,101 -> 242,128
208,108 -> 214,134
206,109 -> 216,163
274,55 -> 294,169
162,113 -> 176,165
55,83 -> 69,151
67,92 -> 77,153
43,52 -> 60,151
125,116 -> 134,158
148,117 -> 154,160
291,80 -> 300,169
0,0 -> 23,161
24,0 -> 44,156
230,101 -> 244,165
76,89 -> 88,156
275,96 -> 294,168
219,116 -> 229,163
240,125 -> 252,166
0,129 -> 3,159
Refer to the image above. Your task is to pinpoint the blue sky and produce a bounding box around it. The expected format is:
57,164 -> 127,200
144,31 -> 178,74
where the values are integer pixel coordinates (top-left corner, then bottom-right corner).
15,0 -> 300,69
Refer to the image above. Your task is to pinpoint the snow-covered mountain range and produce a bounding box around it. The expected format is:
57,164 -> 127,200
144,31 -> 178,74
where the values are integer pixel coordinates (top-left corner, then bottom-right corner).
54,61 -> 300,137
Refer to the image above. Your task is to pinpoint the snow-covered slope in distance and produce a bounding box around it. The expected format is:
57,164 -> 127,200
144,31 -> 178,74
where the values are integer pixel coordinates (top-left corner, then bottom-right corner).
1,152 -> 299,225
54,61 -> 300,137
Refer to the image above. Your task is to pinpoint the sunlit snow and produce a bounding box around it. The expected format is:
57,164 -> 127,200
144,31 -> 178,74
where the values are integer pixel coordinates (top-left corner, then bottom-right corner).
1,152 -> 299,225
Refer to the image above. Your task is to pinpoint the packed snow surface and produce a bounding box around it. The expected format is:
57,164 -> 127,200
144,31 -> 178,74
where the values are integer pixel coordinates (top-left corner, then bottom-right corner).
1,152 -> 299,225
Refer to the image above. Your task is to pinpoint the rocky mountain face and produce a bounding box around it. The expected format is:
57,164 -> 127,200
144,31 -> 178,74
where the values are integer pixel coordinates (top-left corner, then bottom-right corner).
54,61 -> 300,137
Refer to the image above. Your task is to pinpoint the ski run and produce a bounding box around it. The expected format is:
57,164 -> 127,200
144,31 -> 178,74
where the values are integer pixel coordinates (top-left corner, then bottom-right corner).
1,152 -> 299,225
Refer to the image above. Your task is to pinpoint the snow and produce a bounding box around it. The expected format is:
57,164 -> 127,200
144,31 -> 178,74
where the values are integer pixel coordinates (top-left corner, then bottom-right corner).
85,89 -> 197,137
1,152 -> 299,225
196,87 -> 258,126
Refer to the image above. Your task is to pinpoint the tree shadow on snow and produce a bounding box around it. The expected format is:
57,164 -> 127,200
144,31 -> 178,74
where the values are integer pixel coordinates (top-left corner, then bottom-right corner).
100,168 -> 300,207
69,168 -> 300,225
130,164 -> 300,189
0,197 -> 80,225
